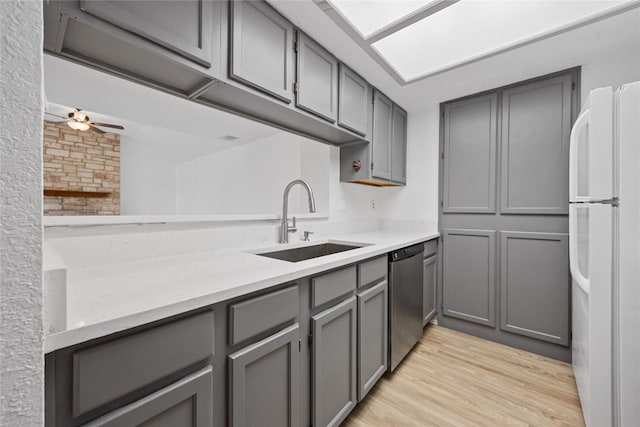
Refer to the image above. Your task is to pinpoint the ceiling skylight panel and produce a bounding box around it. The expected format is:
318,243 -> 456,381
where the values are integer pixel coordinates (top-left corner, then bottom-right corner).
371,0 -> 631,81
327,0 -> 437,38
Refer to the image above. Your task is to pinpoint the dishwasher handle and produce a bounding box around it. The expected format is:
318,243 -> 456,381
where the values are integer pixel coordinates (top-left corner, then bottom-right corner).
389,243 -> 425,262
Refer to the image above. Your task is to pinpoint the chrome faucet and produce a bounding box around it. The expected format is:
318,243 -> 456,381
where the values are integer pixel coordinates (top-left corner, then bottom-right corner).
280,179 -> 316,243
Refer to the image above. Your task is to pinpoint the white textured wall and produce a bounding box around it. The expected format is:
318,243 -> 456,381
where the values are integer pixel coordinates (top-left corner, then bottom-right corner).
0,0 -> 44,425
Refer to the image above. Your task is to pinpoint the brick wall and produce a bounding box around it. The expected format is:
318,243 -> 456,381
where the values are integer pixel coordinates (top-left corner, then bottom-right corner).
43,121 -> 120,215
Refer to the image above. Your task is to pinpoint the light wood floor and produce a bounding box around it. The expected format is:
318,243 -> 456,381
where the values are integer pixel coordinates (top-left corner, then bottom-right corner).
344,324 -> 584,427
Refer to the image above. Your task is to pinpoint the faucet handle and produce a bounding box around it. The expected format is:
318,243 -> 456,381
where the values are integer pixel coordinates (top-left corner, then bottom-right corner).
303,231 -> 314,241
287,216 -> 297,233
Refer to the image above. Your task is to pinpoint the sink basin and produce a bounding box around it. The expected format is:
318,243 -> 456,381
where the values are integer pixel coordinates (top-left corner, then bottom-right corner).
256,242 -> 364,262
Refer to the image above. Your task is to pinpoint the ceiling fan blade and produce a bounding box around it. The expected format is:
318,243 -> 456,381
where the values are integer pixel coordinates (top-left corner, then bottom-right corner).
48,121 -> 69,124
89,122 -> 124,130
89,125 -> 106,135
44,112 -> 68,120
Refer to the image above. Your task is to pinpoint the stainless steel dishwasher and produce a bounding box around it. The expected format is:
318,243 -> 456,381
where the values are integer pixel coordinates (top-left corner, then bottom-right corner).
388,242 -> 425,372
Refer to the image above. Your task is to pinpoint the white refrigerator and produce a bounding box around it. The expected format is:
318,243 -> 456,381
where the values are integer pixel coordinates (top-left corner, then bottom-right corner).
569,81 -> 639,427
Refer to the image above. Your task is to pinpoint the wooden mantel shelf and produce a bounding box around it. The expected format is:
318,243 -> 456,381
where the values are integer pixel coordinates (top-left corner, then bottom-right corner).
44,189 -> 112,198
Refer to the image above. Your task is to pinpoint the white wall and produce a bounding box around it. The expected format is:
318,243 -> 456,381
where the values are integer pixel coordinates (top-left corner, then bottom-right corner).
0,1 -> 44,424
175,132 -> 331,215
120,136 -> 178,215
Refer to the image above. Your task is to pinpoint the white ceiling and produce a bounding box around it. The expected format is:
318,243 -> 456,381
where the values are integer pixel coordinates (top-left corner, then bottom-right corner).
269,0 -> 640,112
43,55 -> 280,162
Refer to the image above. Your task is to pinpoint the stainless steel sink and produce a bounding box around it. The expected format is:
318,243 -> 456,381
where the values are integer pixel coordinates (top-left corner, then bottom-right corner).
256,242 -> 364,262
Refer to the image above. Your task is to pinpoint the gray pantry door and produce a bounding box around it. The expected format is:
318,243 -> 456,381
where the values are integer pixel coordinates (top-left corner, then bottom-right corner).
439,70 -> 576,360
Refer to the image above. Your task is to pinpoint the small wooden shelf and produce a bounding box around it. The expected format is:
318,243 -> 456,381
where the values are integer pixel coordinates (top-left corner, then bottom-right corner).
44,189 -> 112,198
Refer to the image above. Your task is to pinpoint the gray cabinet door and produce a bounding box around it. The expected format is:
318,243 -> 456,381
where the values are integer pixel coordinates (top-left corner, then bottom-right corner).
295,32 -> 338,123
442,228 -> 496,327
230,0 -> 294,103
79,0 -> 213,67
312,297 -> 357,427
228,324 -> 300,427
500,75 -> 573,214
83,366 -> 213,427
423,255 -> 437,326
338,65 -> 369,136
443,93 -> 498,213
372,91 -> 393,180
500,232 -> 569,345
391,105 -> 407,184
357,280 -> 387,401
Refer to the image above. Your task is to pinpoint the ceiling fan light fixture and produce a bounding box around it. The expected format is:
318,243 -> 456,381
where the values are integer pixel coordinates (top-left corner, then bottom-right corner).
67,121 -> 90,131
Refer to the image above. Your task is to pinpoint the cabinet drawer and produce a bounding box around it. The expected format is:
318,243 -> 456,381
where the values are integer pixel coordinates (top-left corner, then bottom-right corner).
357,256 -> 387,288
312,266 -> 357,308
424,239 -> 438,258
83,366 -> 213,427
72,311 -> 214,417
229,286 -> 299,346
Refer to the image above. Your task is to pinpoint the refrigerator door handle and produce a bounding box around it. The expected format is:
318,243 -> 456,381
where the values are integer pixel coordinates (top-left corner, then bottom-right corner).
569,109 -> 591,202
569,206 -> 590,294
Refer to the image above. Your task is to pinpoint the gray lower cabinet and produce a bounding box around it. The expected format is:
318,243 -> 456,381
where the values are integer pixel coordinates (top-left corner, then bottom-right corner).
312,296 -> 357,427
357,280 -> 388,401
228,324 -> 301,427
83,366 -> 213,427
79,0 -> 213,67
338,64 -> 370,136
295,32 -> 338,123
229,0 -> 294,103
423,255 -> 437,326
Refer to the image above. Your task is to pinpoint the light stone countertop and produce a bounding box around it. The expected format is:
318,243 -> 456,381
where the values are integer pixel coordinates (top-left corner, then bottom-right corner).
45,229 -> 439,353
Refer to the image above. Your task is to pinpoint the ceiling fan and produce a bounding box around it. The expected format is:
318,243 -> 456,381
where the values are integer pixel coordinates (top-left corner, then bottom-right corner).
45,108 -> 124,134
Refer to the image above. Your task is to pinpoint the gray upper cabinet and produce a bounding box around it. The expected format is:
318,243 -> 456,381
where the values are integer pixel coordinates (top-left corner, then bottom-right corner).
338,65 -> 370,136
443,94 -> 498,213
372,91 -> 394,180
228,324 -> 301,427
43,0 -> 220,94
423,255 -> 437,326
391,105 -> 407,184
499,232 -> 569,345
79,0 -> 213,67
229,0 -> 294,103
295,32 -> 338,123
340,90 -> 407,186
500,75 -> 573,214
357,280 -> 388,401
312,296 -> 357,427
83,366 -> 213,427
